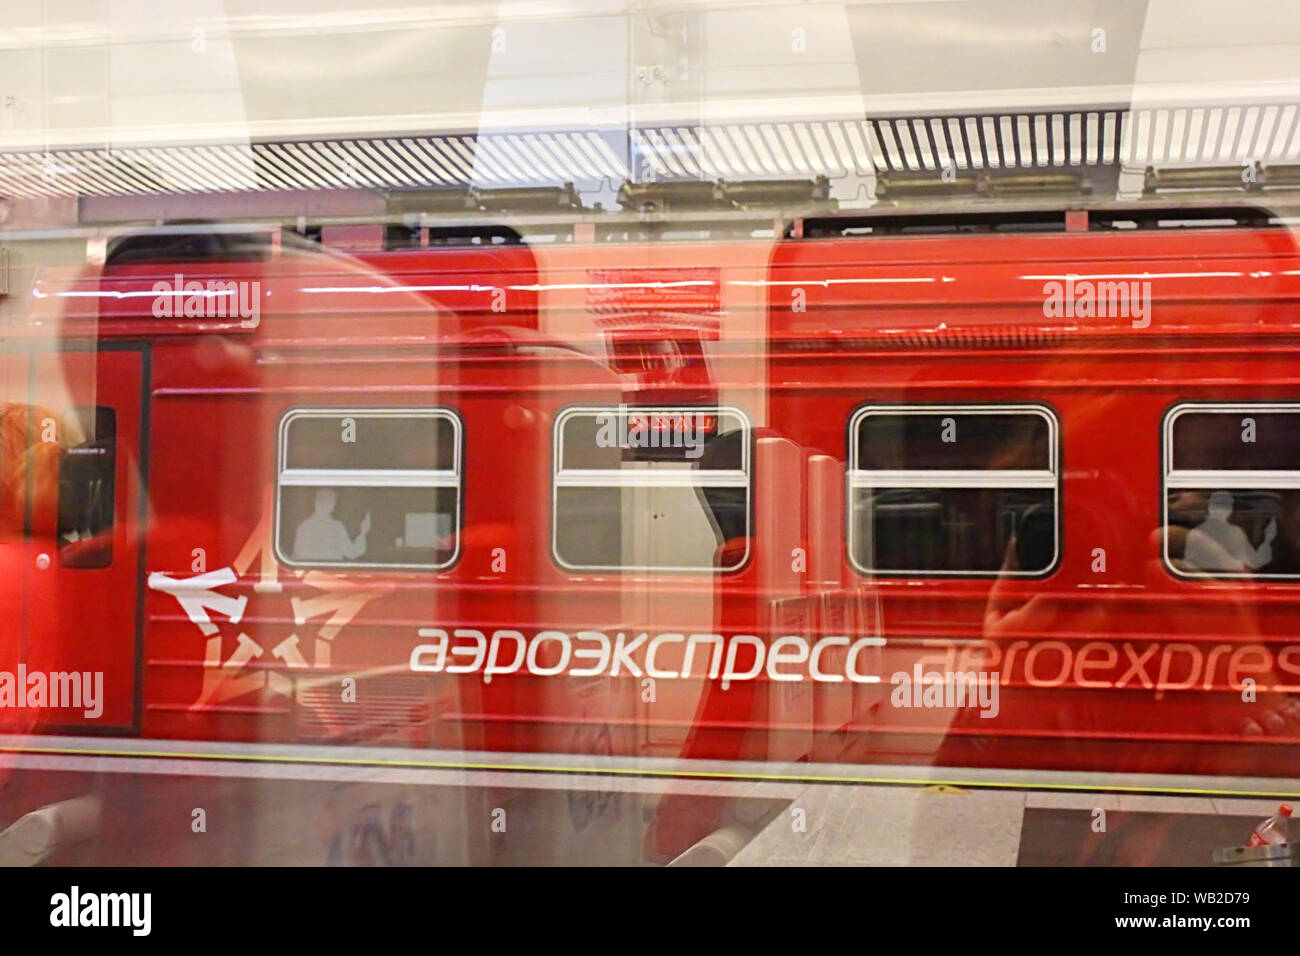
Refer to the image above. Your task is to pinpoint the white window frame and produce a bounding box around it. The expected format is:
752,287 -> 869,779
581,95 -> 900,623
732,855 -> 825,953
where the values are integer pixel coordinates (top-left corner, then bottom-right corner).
847,403 -> 1060,577
1163,401 -> 1300,580
551,404 -> 752,573
275,407 -> 462,571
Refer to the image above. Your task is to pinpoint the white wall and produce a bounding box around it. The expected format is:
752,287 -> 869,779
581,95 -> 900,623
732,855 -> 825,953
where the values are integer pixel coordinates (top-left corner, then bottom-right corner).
3,0 -> 1300,151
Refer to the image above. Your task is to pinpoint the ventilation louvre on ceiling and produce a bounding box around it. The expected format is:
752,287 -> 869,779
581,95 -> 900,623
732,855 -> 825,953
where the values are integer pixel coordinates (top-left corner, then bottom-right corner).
2,104 -> 1300,200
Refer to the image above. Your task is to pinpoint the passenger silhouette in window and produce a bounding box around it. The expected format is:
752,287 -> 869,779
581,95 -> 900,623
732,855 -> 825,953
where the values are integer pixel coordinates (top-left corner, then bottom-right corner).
293,488 -> 370,561
1184,491 -> 1276,573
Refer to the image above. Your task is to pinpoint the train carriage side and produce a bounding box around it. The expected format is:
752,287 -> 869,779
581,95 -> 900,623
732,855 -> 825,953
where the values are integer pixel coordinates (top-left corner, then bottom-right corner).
766,223 -> 1300,778
20,218 -> 1300,783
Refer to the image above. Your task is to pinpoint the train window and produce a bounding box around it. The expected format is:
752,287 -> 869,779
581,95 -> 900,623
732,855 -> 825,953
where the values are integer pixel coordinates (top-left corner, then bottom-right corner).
552,405 -> 751,572
1164,403 -> 1300,579
847,405 -> 1059,576
274,409 -> 462,570
58,406 -> 116,569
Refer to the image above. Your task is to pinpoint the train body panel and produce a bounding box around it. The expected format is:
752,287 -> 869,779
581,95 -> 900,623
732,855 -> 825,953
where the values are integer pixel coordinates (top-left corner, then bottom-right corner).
8,223 -> 1300,778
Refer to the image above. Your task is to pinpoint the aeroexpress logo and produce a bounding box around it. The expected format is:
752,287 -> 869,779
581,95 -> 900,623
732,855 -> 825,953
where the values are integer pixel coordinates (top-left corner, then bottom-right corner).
410,629 -> 1300,699
410,628 -> 886,689
150,274 -> 261,328
147,493 -> 391,712
1041,273 -> 1152,328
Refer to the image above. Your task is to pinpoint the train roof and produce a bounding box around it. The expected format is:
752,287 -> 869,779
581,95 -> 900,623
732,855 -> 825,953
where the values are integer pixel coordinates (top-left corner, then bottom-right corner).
20,208 -> 1300,349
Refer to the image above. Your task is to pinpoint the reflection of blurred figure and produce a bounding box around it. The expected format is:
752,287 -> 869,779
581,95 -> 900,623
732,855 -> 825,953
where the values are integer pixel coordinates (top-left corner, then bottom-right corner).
1185,491 -> 1276,572
323,793 -> 418,866
293,488 -> 369,561
1,403 -> 64,538
0,404 -> 66,758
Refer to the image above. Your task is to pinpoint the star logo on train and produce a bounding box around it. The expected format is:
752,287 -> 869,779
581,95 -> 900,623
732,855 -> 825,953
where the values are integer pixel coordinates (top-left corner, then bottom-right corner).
147,493 -> 392,715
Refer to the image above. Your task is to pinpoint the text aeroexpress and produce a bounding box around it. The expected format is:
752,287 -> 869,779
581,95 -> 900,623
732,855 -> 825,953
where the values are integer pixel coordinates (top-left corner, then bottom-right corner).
409,628 -> 1300,699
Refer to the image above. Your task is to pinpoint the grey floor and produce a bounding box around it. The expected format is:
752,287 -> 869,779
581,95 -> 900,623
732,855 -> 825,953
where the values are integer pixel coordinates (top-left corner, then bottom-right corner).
0,736 -> 1293,866
727,785 -> 1285,866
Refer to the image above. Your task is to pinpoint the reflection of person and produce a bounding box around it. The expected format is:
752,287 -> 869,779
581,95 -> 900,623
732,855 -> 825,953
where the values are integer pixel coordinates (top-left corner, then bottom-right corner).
1184,491 -> 1276,573
293,488 -> 369,561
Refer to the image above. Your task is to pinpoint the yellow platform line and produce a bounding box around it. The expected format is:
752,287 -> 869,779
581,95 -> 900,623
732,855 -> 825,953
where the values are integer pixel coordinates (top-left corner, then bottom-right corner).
3,742 -> 1300,798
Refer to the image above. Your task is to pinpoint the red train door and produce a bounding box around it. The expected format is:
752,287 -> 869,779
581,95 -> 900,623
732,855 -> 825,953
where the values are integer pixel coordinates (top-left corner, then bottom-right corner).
23,346 -> 144,731
0,352 -> 33,735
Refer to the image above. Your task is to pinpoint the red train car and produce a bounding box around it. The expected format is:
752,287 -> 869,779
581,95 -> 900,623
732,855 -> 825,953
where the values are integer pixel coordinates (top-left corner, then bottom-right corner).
6,208 -> 1300,782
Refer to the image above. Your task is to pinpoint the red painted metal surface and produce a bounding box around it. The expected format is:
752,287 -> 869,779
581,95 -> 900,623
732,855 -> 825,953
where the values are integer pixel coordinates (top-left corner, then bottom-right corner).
8,224 -> 1300,781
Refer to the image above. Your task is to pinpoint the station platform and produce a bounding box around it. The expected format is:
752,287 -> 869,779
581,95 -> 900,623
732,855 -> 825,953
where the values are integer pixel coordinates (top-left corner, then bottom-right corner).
0,737 -> 1293,866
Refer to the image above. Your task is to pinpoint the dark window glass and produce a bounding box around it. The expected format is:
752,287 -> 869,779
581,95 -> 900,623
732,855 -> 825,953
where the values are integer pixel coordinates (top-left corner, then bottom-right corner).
555,485 -> 748,571
559,407 -> 746,470
1165,405 -> 1300,578
1165,488 -> 1298,576
278,485 -> 457,569
554,406 -> 750,571
277,409 -> 460,570
59,406 -> 115,569
849,407 -> 1058,575
1171,411 -> 1300,471
851,488 -> 1055,574
856,412 -> 1051,471
284,414 -> 456,471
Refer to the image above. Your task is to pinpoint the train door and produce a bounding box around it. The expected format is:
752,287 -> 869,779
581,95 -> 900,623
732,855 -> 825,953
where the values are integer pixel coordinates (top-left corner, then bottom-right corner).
0,351 -> 31,733
24,346 -> 144,731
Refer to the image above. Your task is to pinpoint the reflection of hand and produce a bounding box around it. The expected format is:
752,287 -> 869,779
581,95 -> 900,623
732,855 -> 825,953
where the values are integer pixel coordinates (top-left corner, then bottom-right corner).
1152,525 -> 1300,745
360,513 -> 372,535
